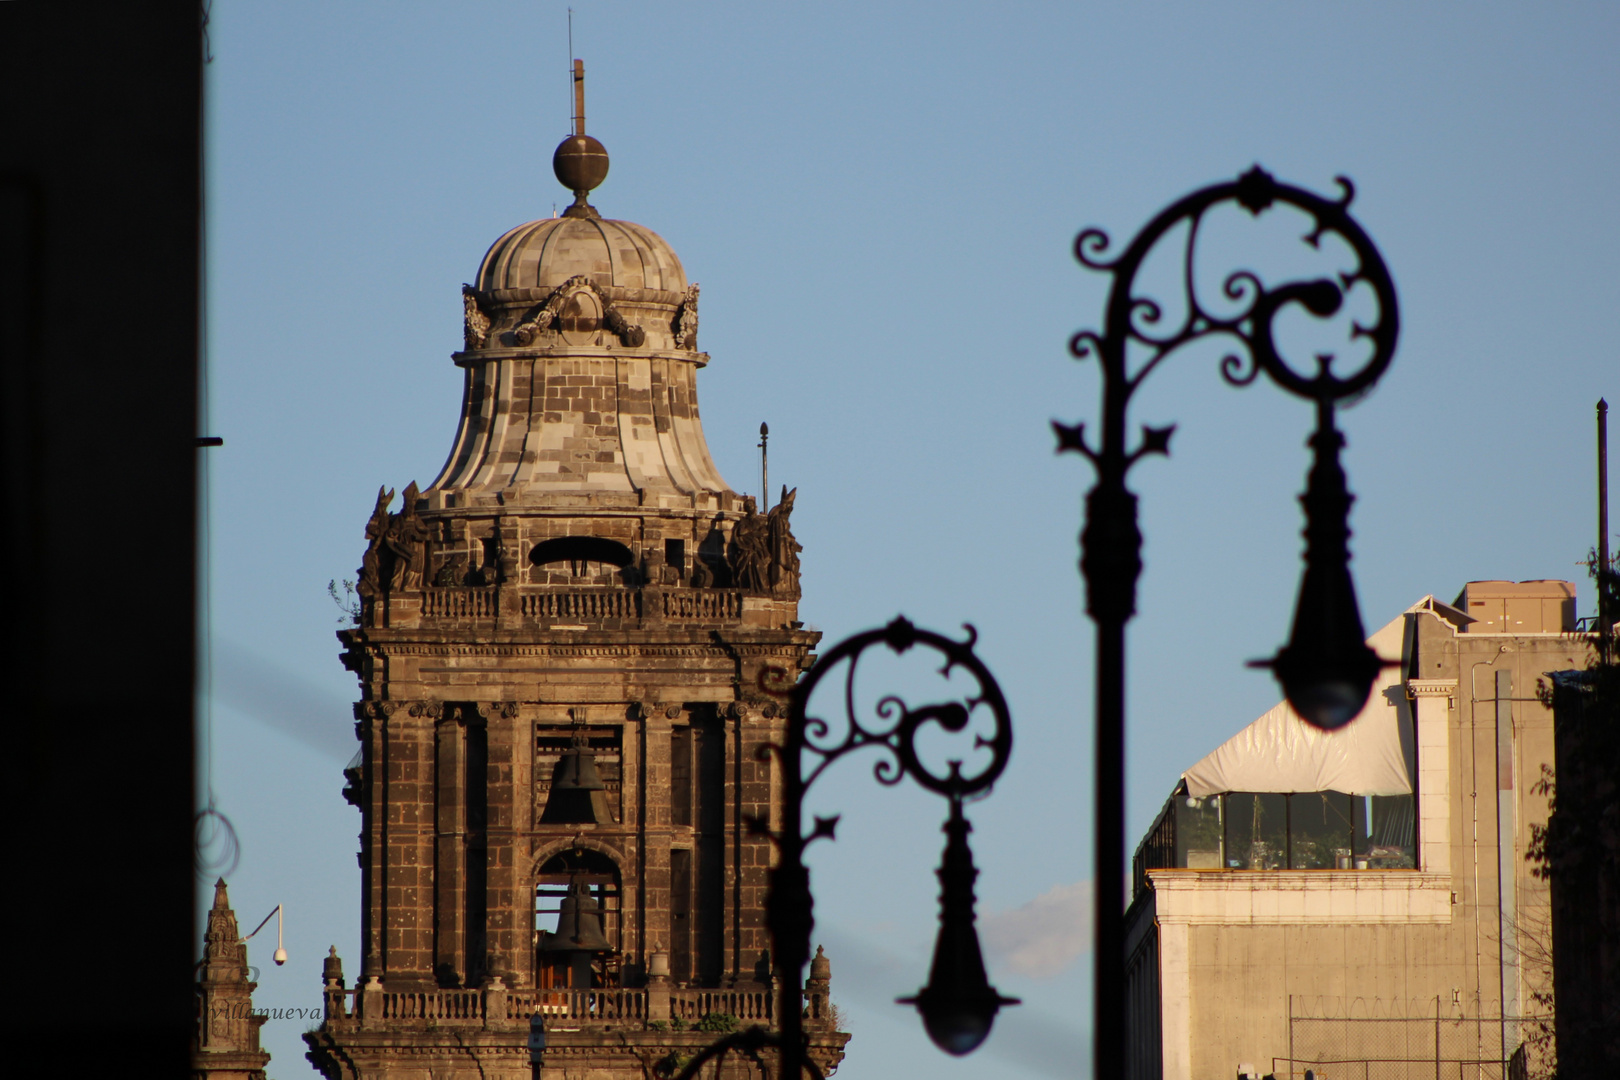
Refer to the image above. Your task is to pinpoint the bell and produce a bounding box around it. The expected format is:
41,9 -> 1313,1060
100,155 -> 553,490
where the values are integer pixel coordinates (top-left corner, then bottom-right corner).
539,874 -> 613,991
898,802 -> 1018,1055
541,733 -> 614,825
540,875 -> 614,954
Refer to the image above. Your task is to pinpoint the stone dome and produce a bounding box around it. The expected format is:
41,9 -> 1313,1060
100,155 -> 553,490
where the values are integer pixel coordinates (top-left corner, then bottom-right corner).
475,216 -> 687,294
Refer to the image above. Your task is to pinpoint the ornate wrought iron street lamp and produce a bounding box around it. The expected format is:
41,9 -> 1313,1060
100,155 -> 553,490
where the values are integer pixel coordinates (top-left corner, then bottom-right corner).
1053,166 -> 1399,1079
674,616 -> 1016,1079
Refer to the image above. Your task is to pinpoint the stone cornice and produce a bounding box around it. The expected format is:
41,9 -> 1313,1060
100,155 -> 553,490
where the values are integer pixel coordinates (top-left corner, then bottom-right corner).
349,636 -> 817,655
450,345 -> 710,366
1407,678 -> 1458,699
1145,869 -> 1453,925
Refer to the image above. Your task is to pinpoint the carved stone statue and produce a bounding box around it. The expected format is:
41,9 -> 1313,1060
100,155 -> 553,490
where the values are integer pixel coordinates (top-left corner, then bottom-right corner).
357,482 -> 430,598
383,482 -> 429,591
727,509 -> 770,594
357,486 -> 395,599
766,486 -> 802,599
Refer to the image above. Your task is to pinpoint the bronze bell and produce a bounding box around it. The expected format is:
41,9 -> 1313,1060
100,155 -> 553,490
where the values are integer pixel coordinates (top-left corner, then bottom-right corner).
540,733 -> 614,825
540,874 -> 613,989
541,875 -> 614,955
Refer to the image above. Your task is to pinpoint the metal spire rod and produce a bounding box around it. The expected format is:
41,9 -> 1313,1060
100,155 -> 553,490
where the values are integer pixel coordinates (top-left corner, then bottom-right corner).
572,58 -> 585,137
759,422 -> 770,512
1600,398 -> 1611,634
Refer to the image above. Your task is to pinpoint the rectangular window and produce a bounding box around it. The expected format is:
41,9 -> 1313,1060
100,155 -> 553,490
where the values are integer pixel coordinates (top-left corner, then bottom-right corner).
665,538 -> 686,576
1175,795 -> 1223,868
1288,791 -> 1354,869
1356,793 -> 1416,868
1224,792 -> 1287,870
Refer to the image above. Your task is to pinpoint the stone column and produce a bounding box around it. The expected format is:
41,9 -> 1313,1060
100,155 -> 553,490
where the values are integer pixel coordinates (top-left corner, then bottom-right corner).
643,704 -> 676,975
435,705 -> 468,984
736,708 -> 777,984
1409,679 -> 1457,876
361,702 -> 391,979
483,702 -> 525,988
386,703 -> 437,986
722,703 -> 743,984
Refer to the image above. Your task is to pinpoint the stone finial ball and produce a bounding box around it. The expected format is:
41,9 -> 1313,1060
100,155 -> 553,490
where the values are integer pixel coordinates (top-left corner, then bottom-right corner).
553,134 -> 609,194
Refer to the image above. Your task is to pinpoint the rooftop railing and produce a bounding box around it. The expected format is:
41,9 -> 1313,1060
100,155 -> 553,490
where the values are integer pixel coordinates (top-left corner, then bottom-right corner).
402,585 -> 758,629
321,983 -> 776,1031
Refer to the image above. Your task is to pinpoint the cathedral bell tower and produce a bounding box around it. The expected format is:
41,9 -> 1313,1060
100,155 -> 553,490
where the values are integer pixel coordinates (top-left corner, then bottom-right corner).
306,63 -> 846,1079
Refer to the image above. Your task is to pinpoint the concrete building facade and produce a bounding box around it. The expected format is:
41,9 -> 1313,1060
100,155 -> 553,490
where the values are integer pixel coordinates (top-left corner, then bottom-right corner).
304,87 -> 847,1079
1125,581 -> 1581,1080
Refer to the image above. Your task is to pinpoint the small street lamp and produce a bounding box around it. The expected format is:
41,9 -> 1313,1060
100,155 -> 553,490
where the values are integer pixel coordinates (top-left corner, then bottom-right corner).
675,616 -> 1016,1078
1054,166 -> 1400,1079
244,902 -> 288,966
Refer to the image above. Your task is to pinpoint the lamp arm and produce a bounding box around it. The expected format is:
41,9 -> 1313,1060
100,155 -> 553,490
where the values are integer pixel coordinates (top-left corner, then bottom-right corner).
243,903 -> 281,942
243,904 -> 288,966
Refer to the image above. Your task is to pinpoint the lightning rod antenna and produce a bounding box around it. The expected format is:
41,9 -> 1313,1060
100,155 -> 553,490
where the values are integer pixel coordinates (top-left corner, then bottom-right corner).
758,423 -> 770,513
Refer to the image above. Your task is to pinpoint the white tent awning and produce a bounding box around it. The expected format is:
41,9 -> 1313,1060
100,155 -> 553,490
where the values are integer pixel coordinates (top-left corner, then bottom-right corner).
1181,612 -> 1416,797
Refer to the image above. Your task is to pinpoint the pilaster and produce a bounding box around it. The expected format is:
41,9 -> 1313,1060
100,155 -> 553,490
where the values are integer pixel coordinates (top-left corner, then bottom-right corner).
1409,679 -> 1456,876
435,704 -> 468,983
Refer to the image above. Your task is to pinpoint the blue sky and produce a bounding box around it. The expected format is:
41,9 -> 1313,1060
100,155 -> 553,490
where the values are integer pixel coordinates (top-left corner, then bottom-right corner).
199,4 -> 1618,1076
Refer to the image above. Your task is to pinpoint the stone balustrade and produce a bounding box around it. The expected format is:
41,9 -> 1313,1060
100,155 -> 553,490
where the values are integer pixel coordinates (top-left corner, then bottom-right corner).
323,984 -> 775,1030
402,586 -> 759,629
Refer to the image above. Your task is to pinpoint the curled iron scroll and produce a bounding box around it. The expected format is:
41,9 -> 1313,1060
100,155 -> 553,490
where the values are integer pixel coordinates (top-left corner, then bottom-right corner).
791,616 -> 1012,801
1070,165 -> 1398,411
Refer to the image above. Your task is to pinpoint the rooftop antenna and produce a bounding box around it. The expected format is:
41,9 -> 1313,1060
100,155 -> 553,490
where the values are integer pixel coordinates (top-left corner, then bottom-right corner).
572,58 -> 587,137
759,423 -> 770,513
1600,398 -> 1612,635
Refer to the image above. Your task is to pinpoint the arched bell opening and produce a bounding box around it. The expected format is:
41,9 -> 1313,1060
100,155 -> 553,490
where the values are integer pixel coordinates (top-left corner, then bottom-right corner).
529,536 -> 636,586
535,849 -> 621,992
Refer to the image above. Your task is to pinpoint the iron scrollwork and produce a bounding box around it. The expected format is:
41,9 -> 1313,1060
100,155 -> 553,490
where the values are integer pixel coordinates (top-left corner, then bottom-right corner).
1062,164 -> 1397,419
796,615 -> 1012,800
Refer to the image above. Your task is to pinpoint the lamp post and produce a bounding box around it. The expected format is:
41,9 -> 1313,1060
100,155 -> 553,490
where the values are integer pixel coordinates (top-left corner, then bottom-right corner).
243,902 -> 288,966
1053,166 -> 1399,1079
674,616 -> 1016,1079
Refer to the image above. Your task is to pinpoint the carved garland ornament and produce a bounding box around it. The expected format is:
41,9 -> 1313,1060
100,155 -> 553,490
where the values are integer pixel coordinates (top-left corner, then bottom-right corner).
510,275 -> 646,348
